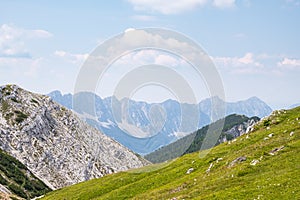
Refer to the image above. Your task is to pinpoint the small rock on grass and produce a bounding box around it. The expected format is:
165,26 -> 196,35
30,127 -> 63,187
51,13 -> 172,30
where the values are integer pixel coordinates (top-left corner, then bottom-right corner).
186,168 -> 194,174
250,159 -> 259,166
229,156 -> 246,167
269,146 -> 284,155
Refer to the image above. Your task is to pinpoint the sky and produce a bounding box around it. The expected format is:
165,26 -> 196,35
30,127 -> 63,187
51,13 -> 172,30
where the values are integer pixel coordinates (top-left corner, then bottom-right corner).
0,0 -> 300,109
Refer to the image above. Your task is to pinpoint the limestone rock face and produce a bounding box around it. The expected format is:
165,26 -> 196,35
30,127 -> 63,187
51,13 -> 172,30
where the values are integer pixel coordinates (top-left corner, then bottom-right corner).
224,117 -> 259,138
0,85 -> 147,189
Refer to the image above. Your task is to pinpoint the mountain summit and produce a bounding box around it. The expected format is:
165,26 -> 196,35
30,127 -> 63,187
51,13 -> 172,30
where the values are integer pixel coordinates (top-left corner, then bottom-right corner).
0,84 -> 147,190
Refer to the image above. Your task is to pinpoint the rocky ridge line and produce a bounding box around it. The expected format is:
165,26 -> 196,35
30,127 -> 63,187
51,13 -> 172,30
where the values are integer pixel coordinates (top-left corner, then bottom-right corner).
0,84 -> 148,189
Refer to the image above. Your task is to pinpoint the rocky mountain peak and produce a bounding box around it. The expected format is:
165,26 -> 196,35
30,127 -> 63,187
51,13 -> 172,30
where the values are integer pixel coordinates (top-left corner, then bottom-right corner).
0,84 -> 147,190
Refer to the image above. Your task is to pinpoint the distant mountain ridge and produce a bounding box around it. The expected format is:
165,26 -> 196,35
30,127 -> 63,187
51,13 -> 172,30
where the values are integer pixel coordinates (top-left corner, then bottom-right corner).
0,85 -> 147,190
289,103 -> 300,109
48,91 -> 272,154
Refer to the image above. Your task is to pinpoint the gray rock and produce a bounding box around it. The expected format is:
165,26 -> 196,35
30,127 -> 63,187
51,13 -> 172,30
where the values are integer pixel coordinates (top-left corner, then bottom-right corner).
229,156 -> 247,167
206,163 -> 213,173
0,184 -> 11,194
0,85 -> 148,189
269,146 -> 284,155
186,168 -> 194,174
250,159 -> 259,166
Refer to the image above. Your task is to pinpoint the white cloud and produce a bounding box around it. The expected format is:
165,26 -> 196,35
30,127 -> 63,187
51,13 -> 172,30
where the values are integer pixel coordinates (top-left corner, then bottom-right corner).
154,54 -> 180,66
0,57 -> 42,77
0,24 -> 52,57
54,50 -> 89,64
91,29 -> 203,68
0,24 -> 53,82
83,28 -> 216,102
124,28 -> 136,33
238,52 -> 255,65
278,58 -> 300,69
213,52 -> 264,74
213,0 -> 235,8
114,49 -> 184,68
127,0 -> 207,14
215,53 -> 300,74
28,29 -> 52,38
127,0 -> 236,14
215,53 -> 262,67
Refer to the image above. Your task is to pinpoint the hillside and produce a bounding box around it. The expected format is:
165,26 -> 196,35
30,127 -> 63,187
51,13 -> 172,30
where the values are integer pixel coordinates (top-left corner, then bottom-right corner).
145,114 -> 259,163
48,91 -> 272,154
0,149 -> 51,199
42,106 -> 300,199
0,84 -> 147,190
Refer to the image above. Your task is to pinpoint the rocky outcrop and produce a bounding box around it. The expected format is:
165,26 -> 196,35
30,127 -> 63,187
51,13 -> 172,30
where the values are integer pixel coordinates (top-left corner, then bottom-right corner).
221,117 -> 259,142
0,85 -> 148,190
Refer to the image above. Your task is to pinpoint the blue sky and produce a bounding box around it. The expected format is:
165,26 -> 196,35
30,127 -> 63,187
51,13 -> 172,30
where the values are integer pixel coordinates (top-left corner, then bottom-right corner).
0,0 -> 299,109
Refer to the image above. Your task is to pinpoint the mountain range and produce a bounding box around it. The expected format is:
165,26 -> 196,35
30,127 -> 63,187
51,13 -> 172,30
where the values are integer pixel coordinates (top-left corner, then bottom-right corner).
289,103 -> 300,109
48,91 -> 272,154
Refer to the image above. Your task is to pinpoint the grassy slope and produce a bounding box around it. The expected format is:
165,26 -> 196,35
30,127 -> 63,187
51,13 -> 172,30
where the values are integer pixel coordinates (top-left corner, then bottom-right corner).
42,107 -> 300,200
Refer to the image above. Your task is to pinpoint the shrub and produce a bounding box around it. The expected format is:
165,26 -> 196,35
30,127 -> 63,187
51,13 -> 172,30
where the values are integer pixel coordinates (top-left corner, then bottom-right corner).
1,100 -> 9,112
14,110 -> 28,123
31,99 -> 39,104
263,119 -> 271,127
0,150 -> 51,199
0,174 -> 8,185
11,98 -> 19,103
8,184 -> 27,199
